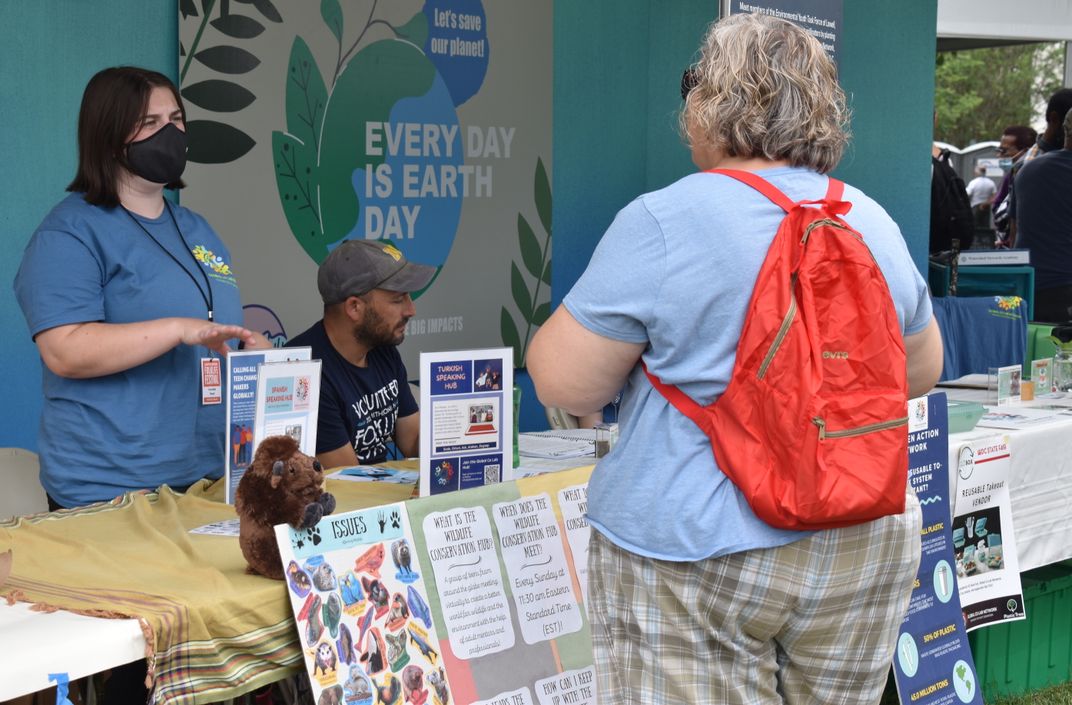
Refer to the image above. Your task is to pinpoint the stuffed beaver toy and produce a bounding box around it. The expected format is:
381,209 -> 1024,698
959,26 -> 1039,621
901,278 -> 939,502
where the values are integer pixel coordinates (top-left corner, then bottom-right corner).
236,435 -> 337,579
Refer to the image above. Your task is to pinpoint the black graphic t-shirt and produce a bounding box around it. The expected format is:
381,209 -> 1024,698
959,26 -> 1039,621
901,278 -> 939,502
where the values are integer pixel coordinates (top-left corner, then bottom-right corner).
287,320 -> 418,463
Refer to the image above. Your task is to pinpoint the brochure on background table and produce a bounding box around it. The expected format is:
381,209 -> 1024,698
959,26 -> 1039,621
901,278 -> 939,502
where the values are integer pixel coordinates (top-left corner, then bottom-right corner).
1031,358 -> 1053,393
419,348 -> 514,496
951,435 -> 1025,631
329,466 -> 419,485
893,393 -> 982,705
976,406 -> 1068,430
224,347 -> 312,504
994,364 -> 1022,406
252,358 -> 322,470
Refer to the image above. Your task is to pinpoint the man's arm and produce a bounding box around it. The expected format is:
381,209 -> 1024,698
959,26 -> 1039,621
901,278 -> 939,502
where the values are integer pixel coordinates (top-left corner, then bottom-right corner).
528,305 -> 646,417
394,411 -> 420,458
317,444 -> 359,471
905,318 -> 943,399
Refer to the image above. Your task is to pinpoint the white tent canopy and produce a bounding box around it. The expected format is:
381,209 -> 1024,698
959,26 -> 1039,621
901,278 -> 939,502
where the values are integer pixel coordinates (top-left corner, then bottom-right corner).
938,0 -> 1072,44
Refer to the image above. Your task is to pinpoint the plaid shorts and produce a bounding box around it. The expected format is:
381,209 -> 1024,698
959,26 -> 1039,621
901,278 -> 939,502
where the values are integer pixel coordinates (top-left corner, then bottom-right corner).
587,490 -> 922,705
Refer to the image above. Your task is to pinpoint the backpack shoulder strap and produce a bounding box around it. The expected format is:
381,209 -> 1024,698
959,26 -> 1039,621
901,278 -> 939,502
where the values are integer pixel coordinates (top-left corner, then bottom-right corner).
709,168 -> 846,212
708,168 -> 795,212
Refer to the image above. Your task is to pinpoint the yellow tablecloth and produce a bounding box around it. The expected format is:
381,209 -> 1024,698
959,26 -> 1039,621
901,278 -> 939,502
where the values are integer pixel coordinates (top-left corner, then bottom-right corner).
0,474 -> 414,704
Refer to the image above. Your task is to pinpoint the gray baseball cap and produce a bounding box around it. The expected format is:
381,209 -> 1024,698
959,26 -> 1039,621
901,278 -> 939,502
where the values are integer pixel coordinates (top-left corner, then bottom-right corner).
317,240 -> 436,304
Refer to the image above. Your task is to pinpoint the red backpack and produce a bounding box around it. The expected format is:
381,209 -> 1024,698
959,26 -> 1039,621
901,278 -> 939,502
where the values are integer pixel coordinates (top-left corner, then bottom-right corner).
644,169 -> 908,530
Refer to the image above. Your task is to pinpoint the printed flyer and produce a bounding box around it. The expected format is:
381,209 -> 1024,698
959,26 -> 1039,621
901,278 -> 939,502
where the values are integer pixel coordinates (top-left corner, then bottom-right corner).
893,393 -> 982,705
951,435 -> 1026,630
277,465 -> 596,705
253,358 -> 322,464
419,348 -> 514,496
225,347 -> 312,504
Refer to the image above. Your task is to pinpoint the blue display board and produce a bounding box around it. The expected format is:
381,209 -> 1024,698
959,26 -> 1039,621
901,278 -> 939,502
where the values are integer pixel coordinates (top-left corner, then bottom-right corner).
893,393 -> 983,705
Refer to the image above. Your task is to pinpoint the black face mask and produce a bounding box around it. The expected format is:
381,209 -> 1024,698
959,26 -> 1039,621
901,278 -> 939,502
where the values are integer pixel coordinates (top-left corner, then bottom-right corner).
125,122 -> 188,184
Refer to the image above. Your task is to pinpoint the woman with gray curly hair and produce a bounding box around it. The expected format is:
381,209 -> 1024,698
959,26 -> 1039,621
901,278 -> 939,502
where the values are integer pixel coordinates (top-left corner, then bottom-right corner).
530,12 -> 941,705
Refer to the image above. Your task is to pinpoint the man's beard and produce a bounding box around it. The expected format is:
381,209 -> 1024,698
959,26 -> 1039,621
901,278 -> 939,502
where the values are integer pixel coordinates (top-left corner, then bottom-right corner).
354,304 -> 406,348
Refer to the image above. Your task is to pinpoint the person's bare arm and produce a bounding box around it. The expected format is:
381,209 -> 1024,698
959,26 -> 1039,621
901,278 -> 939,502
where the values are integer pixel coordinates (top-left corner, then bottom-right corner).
317,444 -> 360,471
905,317 -> 943,398
528,306 -> 645,417
35,318 -> 259,379
393,411 -> 420,458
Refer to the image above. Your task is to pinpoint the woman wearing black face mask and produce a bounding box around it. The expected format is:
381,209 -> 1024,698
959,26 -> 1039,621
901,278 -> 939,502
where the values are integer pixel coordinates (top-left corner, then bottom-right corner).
14,66 -> 270,517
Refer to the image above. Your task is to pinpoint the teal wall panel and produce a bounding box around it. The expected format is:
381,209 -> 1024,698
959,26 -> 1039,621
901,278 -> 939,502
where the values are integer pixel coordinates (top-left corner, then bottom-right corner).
0,2 -> 178,450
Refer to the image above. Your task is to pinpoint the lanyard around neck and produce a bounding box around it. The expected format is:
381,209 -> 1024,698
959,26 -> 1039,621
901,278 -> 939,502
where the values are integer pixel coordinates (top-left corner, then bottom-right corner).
122,201 -> 215,321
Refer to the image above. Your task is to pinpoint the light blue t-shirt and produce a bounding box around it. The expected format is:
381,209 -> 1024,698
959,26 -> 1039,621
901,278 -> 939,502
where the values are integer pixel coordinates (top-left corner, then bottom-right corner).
14,192 -> 243,507
564,167 -> 932,562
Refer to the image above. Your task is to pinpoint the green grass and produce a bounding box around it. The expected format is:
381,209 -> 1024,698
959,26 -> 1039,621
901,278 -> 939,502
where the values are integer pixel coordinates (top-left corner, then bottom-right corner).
880,674 -> 1072,704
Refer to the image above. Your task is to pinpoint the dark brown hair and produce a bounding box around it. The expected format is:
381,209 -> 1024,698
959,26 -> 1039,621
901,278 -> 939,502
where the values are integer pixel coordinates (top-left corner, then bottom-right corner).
67,66 -> 186,207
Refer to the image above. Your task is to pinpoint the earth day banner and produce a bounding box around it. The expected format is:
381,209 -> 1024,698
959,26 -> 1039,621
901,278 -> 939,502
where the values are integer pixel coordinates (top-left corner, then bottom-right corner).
179,0 -> 553,370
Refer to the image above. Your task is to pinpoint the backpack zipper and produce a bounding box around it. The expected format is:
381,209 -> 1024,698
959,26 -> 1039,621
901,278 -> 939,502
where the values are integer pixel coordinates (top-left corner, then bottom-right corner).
757,274 -> 798,379
801,218 -> 856,244
812,415 -> 908,440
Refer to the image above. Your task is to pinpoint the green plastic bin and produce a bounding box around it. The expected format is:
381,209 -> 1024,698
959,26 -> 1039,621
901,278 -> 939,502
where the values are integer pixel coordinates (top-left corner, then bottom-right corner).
929,262 -> 1035,320
968,560 -> 1072,700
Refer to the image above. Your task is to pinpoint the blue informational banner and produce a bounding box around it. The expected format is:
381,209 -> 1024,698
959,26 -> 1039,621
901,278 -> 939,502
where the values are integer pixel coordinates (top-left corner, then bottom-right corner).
893,393 -> 983,705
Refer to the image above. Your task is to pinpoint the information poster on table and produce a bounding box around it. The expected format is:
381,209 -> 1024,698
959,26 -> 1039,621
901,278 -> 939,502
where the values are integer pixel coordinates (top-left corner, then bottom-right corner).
253,358 -> 322,461
225,347 -> 312,504
893,394 -> 983,705
276,465 -> 595,705
419,348 -> 514,496
951,436 -> 1026,631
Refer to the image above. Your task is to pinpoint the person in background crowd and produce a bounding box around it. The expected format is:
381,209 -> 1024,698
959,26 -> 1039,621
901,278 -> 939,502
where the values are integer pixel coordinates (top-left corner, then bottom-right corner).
1012,107 -> 1072,322
991,125 -> 1037,247
929,114 -> 975,254
529,14 -> 942,704
965,163 -> 996,232
1003,89 -> 1072,246
286,240 -> 434,468
13,64 -> 269,705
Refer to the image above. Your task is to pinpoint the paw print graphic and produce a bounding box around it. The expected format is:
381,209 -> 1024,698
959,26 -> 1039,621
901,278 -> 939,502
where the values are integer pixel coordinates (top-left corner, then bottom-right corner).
390,510 -> 401,529
377,511 -> 387,532
308,525 -> 323,546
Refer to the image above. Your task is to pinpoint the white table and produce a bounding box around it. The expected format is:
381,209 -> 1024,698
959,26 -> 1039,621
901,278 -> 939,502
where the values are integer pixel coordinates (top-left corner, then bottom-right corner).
0,601 -> 144,701
943,391 -> 1072,572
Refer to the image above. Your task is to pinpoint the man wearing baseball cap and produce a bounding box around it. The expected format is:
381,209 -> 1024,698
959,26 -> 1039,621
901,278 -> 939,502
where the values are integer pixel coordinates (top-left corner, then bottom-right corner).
287,240 -> 436,468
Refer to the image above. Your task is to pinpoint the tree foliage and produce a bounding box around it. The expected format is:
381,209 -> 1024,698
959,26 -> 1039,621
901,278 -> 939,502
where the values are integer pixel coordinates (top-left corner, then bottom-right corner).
934,43 -> 1065,148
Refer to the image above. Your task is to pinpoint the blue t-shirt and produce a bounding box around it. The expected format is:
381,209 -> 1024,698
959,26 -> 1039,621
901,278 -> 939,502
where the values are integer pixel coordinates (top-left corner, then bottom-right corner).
14,192 -> 243,508
564,167 -> 933,562
286,321 -> 418,464
1012,149 -> 1072,290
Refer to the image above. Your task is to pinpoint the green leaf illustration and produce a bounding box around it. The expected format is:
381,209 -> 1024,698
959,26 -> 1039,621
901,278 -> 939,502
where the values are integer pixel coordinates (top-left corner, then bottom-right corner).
320,0 -> 343,42
182,79 -> 256,112
511,263 -> 533,322
283,37 -> 327,153
541,258 -> 552,286
180,0 -> 199,18
235,0 -> 282,23
211,13 -> 265,39
533,302 -> 551,326
396,11 -> 429,47
186,119 -> 255,163
194,45 -> 261,74
518,214 -> 542,278
274,132 -> 322,255
501,308 -> 522,368
316,40 -> 434,257
535,157 -> 552,235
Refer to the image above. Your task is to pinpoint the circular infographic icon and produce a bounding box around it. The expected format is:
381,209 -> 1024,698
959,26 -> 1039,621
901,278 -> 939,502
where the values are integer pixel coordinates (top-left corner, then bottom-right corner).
952,659 -> 976,702
897,632 -> 919,677
934,560 -> 955,603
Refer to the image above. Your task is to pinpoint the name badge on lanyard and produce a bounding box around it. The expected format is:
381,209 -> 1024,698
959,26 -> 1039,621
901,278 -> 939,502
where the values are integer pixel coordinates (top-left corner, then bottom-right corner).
201,357 -> 222,405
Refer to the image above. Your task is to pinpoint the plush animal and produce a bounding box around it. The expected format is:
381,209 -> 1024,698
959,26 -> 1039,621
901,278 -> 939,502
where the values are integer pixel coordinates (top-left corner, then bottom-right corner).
236,435 -> 336,579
